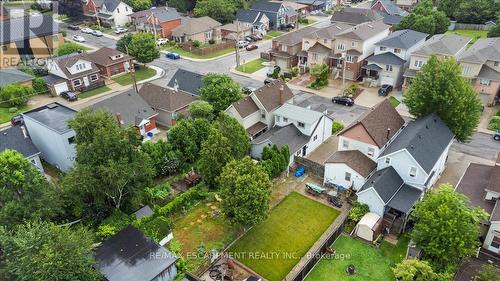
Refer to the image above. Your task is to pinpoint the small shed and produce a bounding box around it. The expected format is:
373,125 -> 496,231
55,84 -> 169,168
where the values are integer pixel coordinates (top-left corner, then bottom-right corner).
133,205 -> 154,220
354,212 -> 383,242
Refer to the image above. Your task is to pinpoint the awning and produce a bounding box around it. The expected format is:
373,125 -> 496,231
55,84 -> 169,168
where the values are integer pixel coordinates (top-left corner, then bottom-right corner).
247,122 -> 268,137
97,13 -> 114,20
387,185 -> 422,214
362,64 -> 382,71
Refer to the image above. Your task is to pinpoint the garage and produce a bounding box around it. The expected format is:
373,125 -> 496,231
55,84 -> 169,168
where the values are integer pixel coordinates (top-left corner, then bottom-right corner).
380,76 -> 395,86
54,82 -> 69,95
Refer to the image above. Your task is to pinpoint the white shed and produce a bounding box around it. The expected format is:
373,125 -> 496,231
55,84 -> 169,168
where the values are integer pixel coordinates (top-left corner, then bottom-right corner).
354,212 -> 383,242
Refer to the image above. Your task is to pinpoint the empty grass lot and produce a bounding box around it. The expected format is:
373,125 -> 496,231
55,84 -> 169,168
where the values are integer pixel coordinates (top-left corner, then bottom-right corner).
264,31 -> 284,40
113,66 -> 156,86
306,235 -> 410,281
229,192 -> 340,281
0,105 -> 30,124
446,29 -> 487,45
163,46 -> 235,59
78,86 -> 111,99
236,58 -> 265,73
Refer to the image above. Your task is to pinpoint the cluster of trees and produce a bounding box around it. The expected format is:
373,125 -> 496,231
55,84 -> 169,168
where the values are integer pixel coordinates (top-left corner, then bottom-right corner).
0,83 -> 34,107
487,15 -> 500,38
260,145 -> 290,178
125,0 -> 153,11
437,0 -> 499,24
396,0 -> 449,36
56,41 -> 86,56
116,33 -> 160,64
199,73 -> 242,112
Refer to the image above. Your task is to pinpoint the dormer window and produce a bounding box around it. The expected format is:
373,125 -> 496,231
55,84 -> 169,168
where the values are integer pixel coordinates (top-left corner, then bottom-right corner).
385,157 -> 391,164
367,147 -> 375,157
298,122 -> 305,128
351,41 -> 357,47
386,65 -> 393,72
380,46 -> 386,51
394,48 -> 401,54
276,116 -> 281,122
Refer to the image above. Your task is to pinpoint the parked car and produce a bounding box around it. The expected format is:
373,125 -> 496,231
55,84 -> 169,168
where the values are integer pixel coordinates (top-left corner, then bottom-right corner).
10,115 -> 23,126
72,34 -> 86,42
286,23 -> 295,29
266,65 -> 280,77
242,86 -> 256,95
68,24 -> 80,30
60,91 -> 78,102
244,36 -> 256,42
332,96 -> 354,106
248,34 -> 260,41
156,38 -> 169,45
246,44 -> 258,51
114,27 -> 128,34
494,130 -> 500,141
165,52 -> 180,60
378,84 -> 393,96
237,40 -> 249,48
91,30 -> 103,37
264,78 -> 275,85
81,27 -> 93,34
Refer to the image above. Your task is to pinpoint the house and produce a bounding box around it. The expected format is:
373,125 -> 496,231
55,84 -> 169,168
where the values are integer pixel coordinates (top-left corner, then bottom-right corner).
221,22 -> 253,40
251,103 -> 333,165
403,34 -> 470,87
82,0 -> 133,27
457,38 -> 500,103
95,225 -> 178,281
274,1 -> 309,17
324,150 -> 377,191
330,20 -> 391,81
138,82 -> 198,127
0,15 -> 64,68
91,90 -> 159,139
364,29 -> 428,87
269,25 -> 319,71
285,0 -> 332,12
235,9 -> 270,35
22,103 -> 77,172
371,0 -> 408,16
86,47 -> 133,78
394,0 -> 419,11
129,7 -> 182,39
167,69 -> 204,96
330,7 -> 384,26
225,80 -> 294,139
455,155 -> 500,255
46,52 -> 105,95
171,16 -> 222,44
0,125 -> 44,172
0,68 -> 34,88
249,1 -> 287,29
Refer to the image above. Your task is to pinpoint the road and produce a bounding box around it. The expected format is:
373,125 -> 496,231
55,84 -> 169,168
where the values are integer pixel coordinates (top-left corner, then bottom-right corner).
452,132 -> 499,161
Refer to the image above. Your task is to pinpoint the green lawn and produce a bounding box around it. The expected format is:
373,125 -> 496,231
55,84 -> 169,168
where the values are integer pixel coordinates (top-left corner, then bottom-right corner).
264,31 -> 284,40
78,86 -> 112,99
113,66 -> 157,86
446,29 -> 487,45
299,18 -> 317,25
229,192 -> 340,281
388,96 -> 401,108
306,235 -> 410,281
0,105 -> 30,124
163,46 -> 235,59
236,58 -> 265,73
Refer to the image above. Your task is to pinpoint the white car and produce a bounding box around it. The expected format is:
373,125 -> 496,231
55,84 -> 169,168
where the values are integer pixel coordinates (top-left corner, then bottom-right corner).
81,27 -> 93,34
72,35 -> 86,42
156,38 -> 169,45
91,30 -> 103,37
114,27 -> 128,34
237,40 -> 249,48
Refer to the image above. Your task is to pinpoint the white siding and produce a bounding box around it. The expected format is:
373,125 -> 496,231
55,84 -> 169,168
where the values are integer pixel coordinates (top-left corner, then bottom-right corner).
361,29 -> 390,60
27,154 -> 44,172
324,163 -> 367,191
357,188 -> 385,216
304,116 -> 332,154
112,2 -> 133,26
483,221 -> 500,253
377,149 -> 427,190
338,135 -> 380,160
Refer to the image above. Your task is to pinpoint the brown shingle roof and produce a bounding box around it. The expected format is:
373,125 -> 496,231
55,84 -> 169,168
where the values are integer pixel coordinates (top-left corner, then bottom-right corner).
138,82 -> 198,112
253,80 -> 294,112
340,99 -> 405,148
456,163 -> 497,219
53,53 -> 100,79
232,95 -> 259,118
86,47 -> 133,67
325,150 -> 376,177
487,165 -> 500,193
171,16 -> 221,36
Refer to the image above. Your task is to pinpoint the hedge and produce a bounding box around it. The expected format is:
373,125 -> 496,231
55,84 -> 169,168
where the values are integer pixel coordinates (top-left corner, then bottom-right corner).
156,185 -> 210,217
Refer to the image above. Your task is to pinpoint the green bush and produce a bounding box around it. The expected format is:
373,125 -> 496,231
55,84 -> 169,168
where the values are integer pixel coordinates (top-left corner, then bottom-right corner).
208,39 -> 215,45
344,84 -> 359,97
348,202 -> 370,222
291,66 -> 299,77
332,121 -> 344,135
156,185 -> 210,216
260,145 -> 290,178
96,224 -> 117,240
8,107 -> 18,113
32,77 -> 48,94
133,215 -> 172,242
99,209 -> 133,232
192,40 -> 201,48
0,83 -> 34,107
488,116 -> 500,130
495,109 -> 500,117
144,182 -> 171,202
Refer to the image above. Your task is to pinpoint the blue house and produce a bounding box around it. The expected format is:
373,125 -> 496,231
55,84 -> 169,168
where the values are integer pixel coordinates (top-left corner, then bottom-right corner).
250,1 -> 286,29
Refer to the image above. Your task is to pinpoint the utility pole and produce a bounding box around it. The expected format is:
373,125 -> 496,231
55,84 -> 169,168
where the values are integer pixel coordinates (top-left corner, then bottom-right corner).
342,51 -> 347,95
94,3 -> 101,29
235,20 -> 241,68
151,11 -> 158,38
125,45 -> 139,94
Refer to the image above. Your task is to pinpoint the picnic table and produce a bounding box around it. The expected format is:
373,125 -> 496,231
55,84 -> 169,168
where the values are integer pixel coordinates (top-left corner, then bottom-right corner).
306,182 -> 326,195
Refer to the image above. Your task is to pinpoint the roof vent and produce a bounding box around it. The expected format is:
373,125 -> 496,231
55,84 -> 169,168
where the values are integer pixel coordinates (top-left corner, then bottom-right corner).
46,103 -> 58,109
410,145 -> 414,149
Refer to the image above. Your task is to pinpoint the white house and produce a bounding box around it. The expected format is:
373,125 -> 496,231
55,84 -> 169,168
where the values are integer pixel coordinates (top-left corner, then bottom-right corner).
83,0 -> 133,27
324,150 -> 376,191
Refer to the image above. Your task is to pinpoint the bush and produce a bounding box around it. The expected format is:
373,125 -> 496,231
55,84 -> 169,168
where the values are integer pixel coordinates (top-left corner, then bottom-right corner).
488,116 -> 500,130
156,185 -> 210,216
332,121 -> 344,135
344,84 -> 359,97
99,209 -> 133,232
8,107 -> 18,113
291,66 -> 299,77
144,182 -> 171,202
192,40 -> 201,48
348,202 -> 370,222
0,83 -> 34,107
208,39 -> 215,45
133,215 -> 172,242
495,109 -> 500,117
56,42 -> 85,56
260,145 -> 290,178
96,224 -> 117,240
32,77 -> 48,94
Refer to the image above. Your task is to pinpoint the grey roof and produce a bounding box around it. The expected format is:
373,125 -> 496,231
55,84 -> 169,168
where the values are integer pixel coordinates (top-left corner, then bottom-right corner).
235,9 -> 262,24
330,7 -> 384,25
382,14 -> 403,25
171,16 -> 221,36
373,0 -> 408,16
274,25 -> 318,46
308,23 -> 353,40
336,20 -> 390,41
412,34 -> 470,57
42,74 -> 65,85
0,125 -> 40,158
403,68 -> 417,78
362,63 -> 383,71
375,29 -> 428,49
367,52 -> 406,65
273,103 -> 324,125
22,102 -> 76,134
251,1 -> 283,13
95,226 -> 177,281
380,113 -> 454,173
387,184 -> 422,213
359,166 -> 404,203
133,205 -> 154,220
252,124 -> 309,153
130,7 -> 180,23
167,69 -> 203,96
1,15 -> 60,44
457,37 -> 500,64
103,0 -> 122,12
477,64 -> 500,82
91,90 -> 157,127
0,68 -> 34,87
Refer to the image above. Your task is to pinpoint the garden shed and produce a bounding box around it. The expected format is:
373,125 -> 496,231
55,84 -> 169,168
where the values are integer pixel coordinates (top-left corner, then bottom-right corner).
354,212 -> 383,242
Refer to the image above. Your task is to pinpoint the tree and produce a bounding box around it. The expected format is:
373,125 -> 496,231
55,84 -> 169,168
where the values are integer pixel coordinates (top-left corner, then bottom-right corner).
476,264 -> 500,281
167,118 -> 211,163
0,150 -> 61,229
141,140 -> 183,177
348,202 -> 369,222
56,41 -> 85,56
437,0 -> 460,19
188,100 -> 214,120
411,184 -> 488,271
396,0 -> 450,35
128,32 -> 160,64
487,15 -> 500,37
393,259 -> 442,281
193,0 -> 236,24
213,113 -> 251,159
218,157 -> 272,226
198,128 -> 233,188
32,77 -> 48,94
454,0 -> 499,24
125,0 -> 152,11
403,56 -> 482,142
116,33 -> 133,54
259,145 -> 290,178
0,220 -> 100,281
0,83 -> 34,107
199,73 -> 241,113
310,63 -> 329,89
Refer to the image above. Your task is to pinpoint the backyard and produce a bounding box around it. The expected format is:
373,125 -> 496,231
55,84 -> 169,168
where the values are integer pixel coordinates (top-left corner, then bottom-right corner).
446,29 -> 487,45
0,105 -> 30,124
229,192 -> 340,281
113,66 -> 156,86
306,234 -> 410,281
163,45 -> 235,59
236,58 -> 265,74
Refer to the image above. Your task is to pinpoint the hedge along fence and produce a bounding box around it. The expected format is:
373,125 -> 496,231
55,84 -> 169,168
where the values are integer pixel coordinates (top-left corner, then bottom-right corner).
155,184 -> 210,217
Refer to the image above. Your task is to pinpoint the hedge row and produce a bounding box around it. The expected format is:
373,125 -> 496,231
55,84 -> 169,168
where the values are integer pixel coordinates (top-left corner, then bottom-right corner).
156,185 -> 210,217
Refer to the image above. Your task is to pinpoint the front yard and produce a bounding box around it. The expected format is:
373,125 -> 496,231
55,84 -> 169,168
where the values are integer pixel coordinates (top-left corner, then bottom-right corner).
229,192 -> 340,281
113,66 -> 156,86
446,29 -> 487,45
163,45 -> 235,59
235,58 -> 265,74
0,105 -> 30,124
306,235 -> 410,281
78,86 -> 112,99
264,31 -> 284,40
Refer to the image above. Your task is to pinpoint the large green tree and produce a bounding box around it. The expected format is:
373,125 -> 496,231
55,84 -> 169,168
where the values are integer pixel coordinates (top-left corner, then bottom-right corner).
193,0 -> 236,24
0,83 -> 34,107
199,73 -> 241,113
141,140 -> 183,177
487,15 -> 500,38
128,32 -> 160,64
437,0 -> 499,23
188,100 -> 214,120
116,33 -> 133,54
310,63 -> 329,89
411,184 -> 487,271
0,220 -> 100,281
403,55 -> 482,142
393,259 -> 446,281
396,0 -> 450,35
218,157 -> 271,226
167,118 -> 211,163
56,42 -> 85,56
125,0 -> 152,11
212,113 -> 250,159
198,128 -> 232,188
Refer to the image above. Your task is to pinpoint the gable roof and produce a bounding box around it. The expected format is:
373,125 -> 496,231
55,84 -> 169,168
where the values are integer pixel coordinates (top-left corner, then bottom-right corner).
130,6 -> 180,22
457,37 -> 500,64
0,68 -> 34,87
252,123 -> 309,153
412,34 -> 470,57
359,166 -> 404,203
102,0 -> 122,12
326,150 -> 376,177
251,1 -> 283,12
308,23 -> 353,40
253,80 -> 294,112
231,95 -> 260,118
0,15 -> 60,44
340,99 -> 405,148
331,7 -> 384,25
372,0 -> 408,16
235,9 -> 262,23
380,113 -> 454,173
336,20 -> 390,41
95,225 -> 177,281
307,42 -> 331,53
382,14 -> 403,25
91,90 -> 157,127
386,184 -> 422,214
456,163 -> 497,218
368,52 -> 406,65
171,16 -> 221,36
273,103 -> 324,125
22,102 -> 76,134
478,64 -> 500,82
86,47 -> 132,67
375,29 -> 428,49
274,25 -> 318,45
0,125 -> 40,158
167,69 -> 204,95
138,82 -> 198,112
51,52 -> 100,79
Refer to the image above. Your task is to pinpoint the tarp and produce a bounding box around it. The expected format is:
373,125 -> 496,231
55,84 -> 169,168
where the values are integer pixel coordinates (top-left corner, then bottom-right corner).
306,182 -> 326,193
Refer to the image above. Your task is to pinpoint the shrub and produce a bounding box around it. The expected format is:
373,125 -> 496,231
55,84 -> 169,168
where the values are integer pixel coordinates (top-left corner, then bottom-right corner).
332,121 -> 344,135
133,215 -> 172,242
272,68 -> 280,79
260,145 -> 290,178
32,77 -> 48,94
99,209 -> 133,232
348,202 -> 370,222
144,182 -> 171,202
96,224 -> 117,240
495,109 -> 500,117
192,40 -> 201,48
488,116 -> 500,130
156,185 -> 210,216
344,84 -> 359,97
8,107 -> 18,113
0,83 -> 34,107
291,66 -> 299,77
208,39 -> 215,45
56,42 -> 85,56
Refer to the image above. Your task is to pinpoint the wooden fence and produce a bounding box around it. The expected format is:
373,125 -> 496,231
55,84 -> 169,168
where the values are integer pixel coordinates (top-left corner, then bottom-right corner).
181,41 -> 235,56
295,156 -> 325,178
450,22 -> 495,31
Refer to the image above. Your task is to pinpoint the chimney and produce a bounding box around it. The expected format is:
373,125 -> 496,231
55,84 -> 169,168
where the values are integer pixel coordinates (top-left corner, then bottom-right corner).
115,112 -> 123,127
279,84 -> 284,105
386,127 -> 391,139
173,79 -> 179,92
20,126 -> 28,139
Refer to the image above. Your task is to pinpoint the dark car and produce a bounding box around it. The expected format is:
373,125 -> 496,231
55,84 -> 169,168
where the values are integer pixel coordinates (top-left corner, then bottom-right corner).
10,115 -> 23,126
248,34 -> 260,41
332,96 -> 354,106
378,84 -> 393,96
246,44 -> 258,51
166,52 -> 181,60
68,24 -> 80,30
286,23 -> 295,29
60,91 -> 78,101
264,78 -> 275,85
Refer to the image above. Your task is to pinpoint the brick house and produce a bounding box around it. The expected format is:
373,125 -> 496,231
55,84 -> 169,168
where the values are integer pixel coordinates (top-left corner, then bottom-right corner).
129,7 -> 182,39
86,47 -> 133,78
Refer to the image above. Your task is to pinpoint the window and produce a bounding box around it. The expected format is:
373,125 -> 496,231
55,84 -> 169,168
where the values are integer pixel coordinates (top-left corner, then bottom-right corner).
205,31 -> 213,40
117,8 -> 120,13
125,6 -> 128,12
298,122 -> 305,128
90,74 -> 98,81
367,147 -> 375,157
409,166 -> 417,177
494,61 -> 499,67
68,136 -> 76,144
276,116 -> 281,122
386,64 -> 393,72
283,117 -> 288,122
312,53 -> 318,60
414,60 -> 423,68
73,79 -> 81,87
385,157 -> 391,164
52,34 -> 59,42
345,172 -> 351,181
281,44 -> 287,52
304,41 -> 310,49
261,111 -> 266,118
76,63 -> 86,71
480,79 -> 491,86
2,45 -> 7,51
379,46 -> 386,51
313,135 -> 317,141
491,236 -> 500,249
462,66 -> 471,75
31,158 -> 37,165
394,48 -> 401,54
346,55 -> 354,63
323,39 -> 327,44
337,43 -> 345,51
342,139 -> 349,149
351,41 -> 357,47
